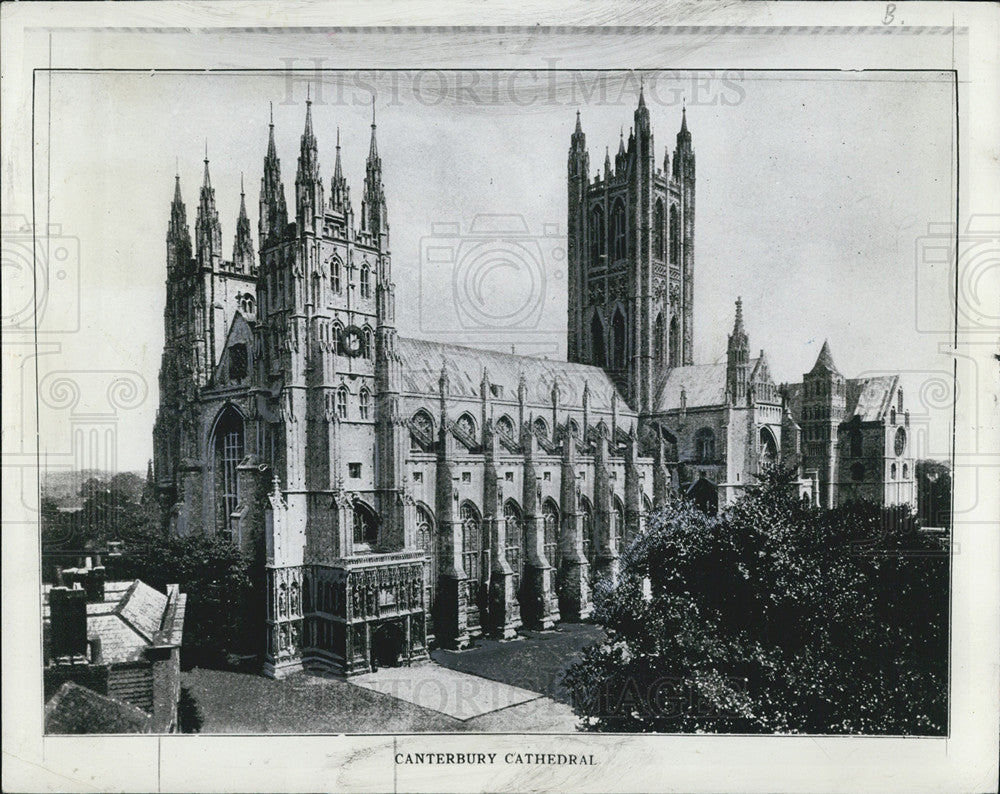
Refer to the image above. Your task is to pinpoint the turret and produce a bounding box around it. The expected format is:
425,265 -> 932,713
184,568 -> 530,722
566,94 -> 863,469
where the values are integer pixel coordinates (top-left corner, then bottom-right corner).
195,150 -> 222,269
259,102 -> 288,248
330,127 -> 352,216
232,175 -> 255,274
362,98 -> 389,249
166,173 -> 192,276
295,90 -> 324,233
726,297 -> 750,406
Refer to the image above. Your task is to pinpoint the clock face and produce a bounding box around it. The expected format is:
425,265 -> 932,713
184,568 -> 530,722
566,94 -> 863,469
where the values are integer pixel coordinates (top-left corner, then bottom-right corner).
894,427 -> 906,457
340,326 -> 363,357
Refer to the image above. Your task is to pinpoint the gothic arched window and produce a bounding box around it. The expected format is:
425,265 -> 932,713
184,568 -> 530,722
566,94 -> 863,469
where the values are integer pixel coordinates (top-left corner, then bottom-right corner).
212,405 -> 245,540
591,313 -> 606,368
669,316 -> 680,368
358,388 -> 371,420
669,205 -> 680,264
589,205 -> 605,263
456,412 -> 476,439
331,258 -> 342,293
533,416 -> 549,440
503,499 -> 523,593
654,312 -> 665,367
695,427 -> 715,462
332,322 -> 343,356
612,309 -> 627,371
410,409 -> 434,450
581,496 -> 594,568
361,326 -> 373,359
760,426 -> 777,467
542,498 -> 560,573
352,501 -> 379,546
416,504 -> 436,626
360,264 -> 372,299
653,199 -> 665,260
496,414 -> 516,440
612,497 -> 625,555
611,199 -> 627,261
460,502 -> 482,608
336,387 -> 348,419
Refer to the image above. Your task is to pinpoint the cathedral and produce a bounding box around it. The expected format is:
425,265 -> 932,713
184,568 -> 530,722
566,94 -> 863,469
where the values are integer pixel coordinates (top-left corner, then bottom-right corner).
153,90 -> 917,678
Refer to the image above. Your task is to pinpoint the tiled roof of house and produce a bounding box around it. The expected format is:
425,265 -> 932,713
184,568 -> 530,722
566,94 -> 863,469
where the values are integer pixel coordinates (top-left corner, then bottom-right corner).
653,359 -> 760,412
397,336 -> 629,412
44,681 -> 152,734
43,579 -> 178,665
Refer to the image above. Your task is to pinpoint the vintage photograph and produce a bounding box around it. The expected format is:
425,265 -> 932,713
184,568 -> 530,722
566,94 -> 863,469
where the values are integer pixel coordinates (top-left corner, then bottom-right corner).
30,67 -> 957,738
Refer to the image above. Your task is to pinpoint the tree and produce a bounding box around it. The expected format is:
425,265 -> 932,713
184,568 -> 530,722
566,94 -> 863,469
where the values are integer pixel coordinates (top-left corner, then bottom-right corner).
112,526 -> 261,666
562,467 -> 948,734
916,459 -> 951,529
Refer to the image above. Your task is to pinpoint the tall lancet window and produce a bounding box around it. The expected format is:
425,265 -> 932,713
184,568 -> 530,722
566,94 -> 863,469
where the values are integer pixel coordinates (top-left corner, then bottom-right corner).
654,312 -> 665,367
591,313 -> 606,368
212,406 -> 245,540
669,205 -> 680,264
653,199 -> 665,260
589,205 -> 605,263
360,264 -> 372,299
612,200 -> 627,261
612,309 -> 627,371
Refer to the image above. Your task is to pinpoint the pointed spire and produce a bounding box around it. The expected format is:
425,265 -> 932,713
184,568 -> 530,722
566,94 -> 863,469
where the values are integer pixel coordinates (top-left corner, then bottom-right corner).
733,296 -> 745,334
368,94 -> 378,159
233,171 -> 254,273
167,170 -> 192,273
575,108 -> 582,133
260,102 -> 288,247
638,76 -> 646,108
809,339 -> 840,376
173,171 -> 183,204
202,142 -> 211,188
681,101 -> 688,132
296,90 -> 323,226
604,146 -> 612,178
618,127 -> 626,156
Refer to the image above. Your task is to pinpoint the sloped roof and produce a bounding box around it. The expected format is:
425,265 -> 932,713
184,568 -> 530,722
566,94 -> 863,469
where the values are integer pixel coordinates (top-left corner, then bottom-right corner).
45,681 -> 152,734
654,358 -> 760,412
845,375 -> 898,422
397,336 -> 628,412
43,579 -> 176,665
782,376 -> 898,425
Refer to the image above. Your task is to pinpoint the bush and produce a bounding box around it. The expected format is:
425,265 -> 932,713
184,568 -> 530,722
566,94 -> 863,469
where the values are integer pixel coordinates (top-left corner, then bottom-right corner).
562,467 -> 948,734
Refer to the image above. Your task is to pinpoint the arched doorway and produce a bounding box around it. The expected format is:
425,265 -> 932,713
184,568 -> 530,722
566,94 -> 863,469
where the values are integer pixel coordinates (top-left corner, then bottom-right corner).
370,621 -> 405,671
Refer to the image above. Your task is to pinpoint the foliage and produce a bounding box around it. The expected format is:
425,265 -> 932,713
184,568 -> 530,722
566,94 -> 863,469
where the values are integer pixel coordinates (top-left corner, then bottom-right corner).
916,459 -> 951,529
563,466 -> 949,734
41,470 -> 262,666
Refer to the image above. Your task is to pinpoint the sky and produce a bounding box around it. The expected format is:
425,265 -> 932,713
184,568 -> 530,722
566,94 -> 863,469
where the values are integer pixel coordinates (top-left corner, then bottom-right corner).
31,69 -> 956,473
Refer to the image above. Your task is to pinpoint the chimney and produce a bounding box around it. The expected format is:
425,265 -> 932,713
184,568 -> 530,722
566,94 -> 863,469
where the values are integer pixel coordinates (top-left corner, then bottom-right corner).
84,565 -> 106,603
49,586 -> 88,663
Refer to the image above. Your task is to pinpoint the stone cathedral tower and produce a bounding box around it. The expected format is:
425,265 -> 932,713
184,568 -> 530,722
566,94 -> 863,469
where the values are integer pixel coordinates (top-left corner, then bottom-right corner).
566,89 -> 695,413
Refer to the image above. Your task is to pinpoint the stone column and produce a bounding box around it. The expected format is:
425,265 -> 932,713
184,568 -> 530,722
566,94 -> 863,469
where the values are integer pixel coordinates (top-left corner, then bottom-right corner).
558,428 -> 591,620
485,433 -> 517,638
593,423 -> 619,584
520,429 -> 559,629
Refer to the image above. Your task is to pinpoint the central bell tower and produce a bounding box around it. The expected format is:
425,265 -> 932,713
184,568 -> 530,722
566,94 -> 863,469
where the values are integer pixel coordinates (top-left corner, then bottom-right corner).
566,89 -> 695,413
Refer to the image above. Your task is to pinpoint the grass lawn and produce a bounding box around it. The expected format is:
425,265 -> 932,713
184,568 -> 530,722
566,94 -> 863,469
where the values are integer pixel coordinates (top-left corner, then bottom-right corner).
181,622 -> 602,733
431,622 -> 605,704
